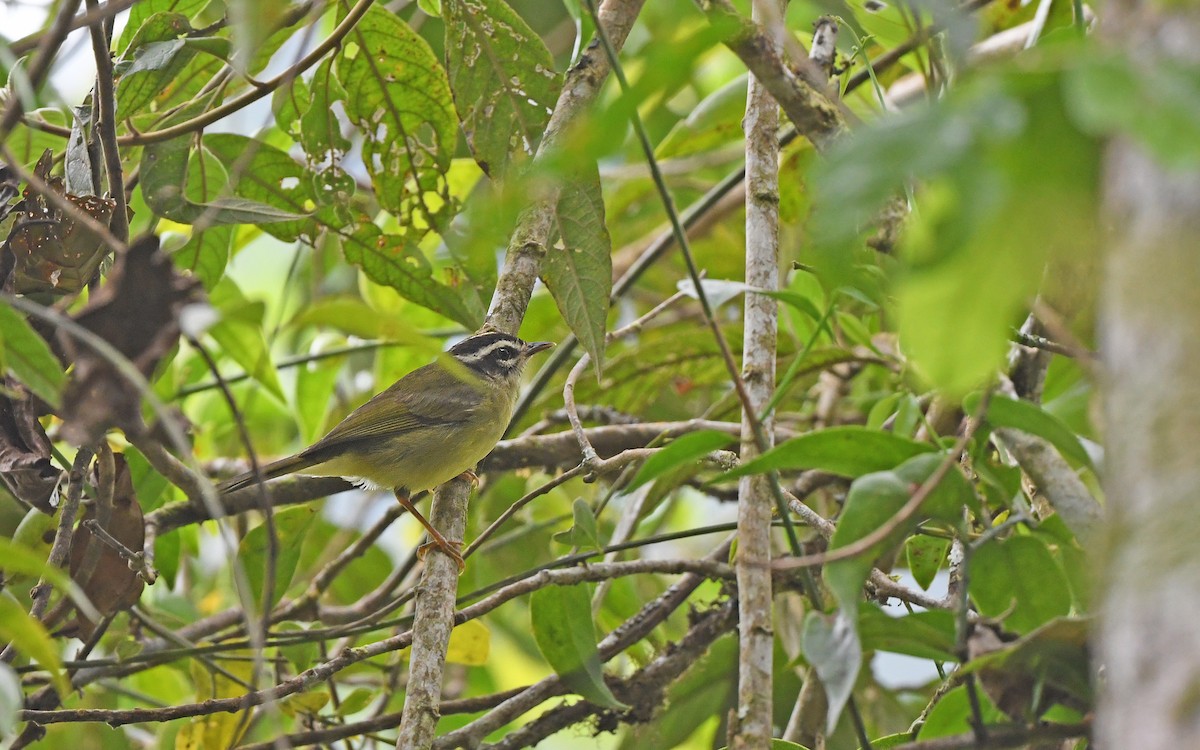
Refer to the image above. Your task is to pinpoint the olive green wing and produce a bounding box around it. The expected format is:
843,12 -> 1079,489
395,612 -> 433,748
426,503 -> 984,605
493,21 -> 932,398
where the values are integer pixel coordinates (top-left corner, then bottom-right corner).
302,363 -> 484,455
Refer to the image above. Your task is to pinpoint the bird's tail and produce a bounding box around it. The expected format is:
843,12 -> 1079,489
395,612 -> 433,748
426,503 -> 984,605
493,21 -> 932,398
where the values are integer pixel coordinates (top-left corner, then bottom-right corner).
218,454 -> 318,494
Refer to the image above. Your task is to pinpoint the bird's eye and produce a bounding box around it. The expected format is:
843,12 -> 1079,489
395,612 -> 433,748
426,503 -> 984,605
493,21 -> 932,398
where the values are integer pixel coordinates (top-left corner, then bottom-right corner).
493,346 -> 518,360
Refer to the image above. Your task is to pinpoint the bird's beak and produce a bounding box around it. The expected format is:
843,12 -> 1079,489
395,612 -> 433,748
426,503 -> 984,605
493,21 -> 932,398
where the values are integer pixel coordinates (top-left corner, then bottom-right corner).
525,341 -> 555,356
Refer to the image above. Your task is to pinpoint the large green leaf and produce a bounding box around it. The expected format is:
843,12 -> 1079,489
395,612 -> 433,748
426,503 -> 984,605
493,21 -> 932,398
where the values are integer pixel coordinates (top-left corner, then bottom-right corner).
971,535 -> 1071,635
0,302 -> 65,408
542,170 -> 612,374
1066,53 -> 1200,168
443,0 -> 561,176
813,71 -> 1100,395
825,471 -> 912,618
858,606 -> 957,662
202,134 -> 315,241
968,392 -> 1094,470
339,220 -> 484,329
237,506 -> 318,609
530,583 -> 626,709
0,592 -> 69,698
141,130 -> 308,227
719,426 -> 934,481
207,278 -> 285,401
628,430 -> 737,490
116,0 -> 208,52
337,4 -> 458,233
656,74 -> 748,159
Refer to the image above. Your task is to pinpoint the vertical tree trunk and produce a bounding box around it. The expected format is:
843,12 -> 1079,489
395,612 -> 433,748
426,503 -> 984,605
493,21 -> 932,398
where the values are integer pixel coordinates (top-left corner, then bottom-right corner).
731,1 -> 782,744
1097,7 -> 1200,748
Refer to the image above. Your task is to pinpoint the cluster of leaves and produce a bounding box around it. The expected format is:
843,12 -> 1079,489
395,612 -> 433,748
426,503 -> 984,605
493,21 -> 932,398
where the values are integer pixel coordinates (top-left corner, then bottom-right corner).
1,0 -> 1196,747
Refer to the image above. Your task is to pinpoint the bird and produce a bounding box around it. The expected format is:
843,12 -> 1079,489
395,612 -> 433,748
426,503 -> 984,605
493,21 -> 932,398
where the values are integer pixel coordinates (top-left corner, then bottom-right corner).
219,331 -> 554,568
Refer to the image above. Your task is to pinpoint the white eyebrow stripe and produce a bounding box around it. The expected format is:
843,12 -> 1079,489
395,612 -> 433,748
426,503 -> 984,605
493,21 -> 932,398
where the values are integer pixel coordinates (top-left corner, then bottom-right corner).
459,341 -> 521,365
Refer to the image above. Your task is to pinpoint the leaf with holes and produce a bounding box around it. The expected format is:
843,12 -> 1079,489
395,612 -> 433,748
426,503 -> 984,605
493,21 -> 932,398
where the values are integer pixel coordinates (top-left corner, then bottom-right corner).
543,171 -> 611,376
141,130 -> 308,226
337,4 -> 457,233
443,0 -> 561,176
203,134 -> 315,241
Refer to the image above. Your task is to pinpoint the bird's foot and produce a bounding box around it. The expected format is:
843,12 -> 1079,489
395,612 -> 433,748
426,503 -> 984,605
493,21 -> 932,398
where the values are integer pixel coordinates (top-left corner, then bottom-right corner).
417,538 -> 465,574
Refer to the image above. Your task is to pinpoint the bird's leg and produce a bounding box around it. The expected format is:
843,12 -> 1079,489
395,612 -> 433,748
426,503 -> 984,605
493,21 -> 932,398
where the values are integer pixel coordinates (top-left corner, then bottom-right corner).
393,488 -> 464,572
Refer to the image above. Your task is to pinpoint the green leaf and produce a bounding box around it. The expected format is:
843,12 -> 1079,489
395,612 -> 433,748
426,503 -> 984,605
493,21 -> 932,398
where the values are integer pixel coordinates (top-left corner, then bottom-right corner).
0,592 -> 69,698
293,344 -> 346,444
207,278 -> 285,401
553,498 -> 601,550
202,134 -> 316,242
825,471 -> 912,618
171,226 -> 232,288
1066,54 -> 1200,168
298,59 -> 352,164
530,583 -> 627,709
114,13 -> 196,117
141,131 -> 309,227
0,663 -> 20,738
340,221 -> 483,329
719,426 -> 934,481
543,170 -> 612,376
629,430 -> 736,490
117,0 -> 208,53
657,74 -> 748,159
237,506 -> 318,609
803,610 -> 861,733
443,0 -> 561,176
971,535 -> 1071,634
858,606 -> 957,662
917,684 -> 1003,740
336,686 -> 376,716
968,392 -> 1093,469
0,302 -> 65,407
905,535 -> 950,590
337,3 -> 458,233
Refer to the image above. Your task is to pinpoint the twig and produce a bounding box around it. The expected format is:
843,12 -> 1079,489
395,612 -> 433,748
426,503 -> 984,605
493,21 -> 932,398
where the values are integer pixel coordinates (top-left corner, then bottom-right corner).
433,538 -> 734,748
563,290 -> 689,471
0,0 -> 82,142
81,519 -> 157,584
83,0 -> 128,241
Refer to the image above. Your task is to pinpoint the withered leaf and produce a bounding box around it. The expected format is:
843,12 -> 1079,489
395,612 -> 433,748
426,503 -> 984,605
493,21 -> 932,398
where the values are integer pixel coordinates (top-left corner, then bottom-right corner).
0,379 -> 58,512
49,453 -> 146,640
6,150 -> 117,296
60,234 -> 201,444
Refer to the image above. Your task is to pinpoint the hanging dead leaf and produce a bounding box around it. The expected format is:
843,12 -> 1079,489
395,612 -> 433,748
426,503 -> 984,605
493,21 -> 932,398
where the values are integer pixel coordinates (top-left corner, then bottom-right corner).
0,379 -> 58,512
4,150 -> 117,296
59,234 -> 202,444
45,453 -> 146,640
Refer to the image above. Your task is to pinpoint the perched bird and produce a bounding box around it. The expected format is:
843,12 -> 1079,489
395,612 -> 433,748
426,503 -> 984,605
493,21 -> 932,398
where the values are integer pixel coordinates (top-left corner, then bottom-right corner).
220,331 -> 554,568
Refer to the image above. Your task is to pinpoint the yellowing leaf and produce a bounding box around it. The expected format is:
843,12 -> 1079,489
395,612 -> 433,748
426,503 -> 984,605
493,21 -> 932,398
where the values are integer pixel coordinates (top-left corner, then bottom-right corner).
445,619 -> 491,666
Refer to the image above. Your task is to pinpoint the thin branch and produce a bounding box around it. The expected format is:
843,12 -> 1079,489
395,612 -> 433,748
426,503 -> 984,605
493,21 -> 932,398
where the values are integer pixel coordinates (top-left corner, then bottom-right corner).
83,0 -> 128,241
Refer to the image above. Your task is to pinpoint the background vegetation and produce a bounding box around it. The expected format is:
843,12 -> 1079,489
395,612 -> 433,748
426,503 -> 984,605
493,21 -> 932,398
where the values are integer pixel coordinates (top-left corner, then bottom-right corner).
0,0 -> 1193,747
